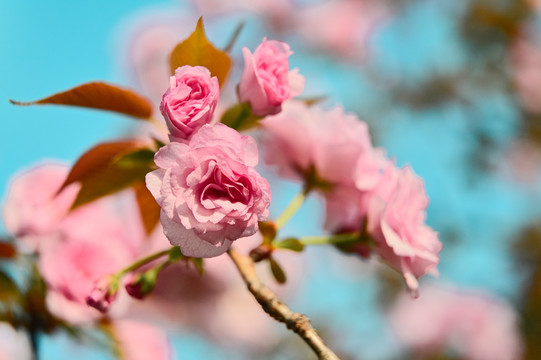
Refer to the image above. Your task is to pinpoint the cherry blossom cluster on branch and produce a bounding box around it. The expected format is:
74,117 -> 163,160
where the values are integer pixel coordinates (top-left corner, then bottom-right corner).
2,17 -> 441,359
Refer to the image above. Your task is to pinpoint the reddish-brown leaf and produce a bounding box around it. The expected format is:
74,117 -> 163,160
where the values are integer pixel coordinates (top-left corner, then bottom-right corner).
10,82 -> 153,119
133,181 -> 161,235
169,17 -> 232,87
60,140 -> 147,192
0,242 -> 16,259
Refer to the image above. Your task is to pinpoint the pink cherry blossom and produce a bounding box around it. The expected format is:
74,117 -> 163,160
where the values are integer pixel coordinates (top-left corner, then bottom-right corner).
146,123 -> 271,258
160,65 -> 220,141
296,0 -> 390,59
121,11 -> 194,105
261,101 -> 381,188
509,28 -> 541,113
388,284 -> 524,360
1,163 -> 79,251
239,39 -> 304,116
112,319 -> 172,360
0,322 -> 32,360
125,233 -> 297,350
38,194 -> 144,324
365,163 -> 441,295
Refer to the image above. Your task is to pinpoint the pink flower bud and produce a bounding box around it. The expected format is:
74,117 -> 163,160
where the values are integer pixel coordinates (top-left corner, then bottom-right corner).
125,269 -> 159,300
239,39 -> 304,116
86,276 -> 119,313
160,65 -> 219,141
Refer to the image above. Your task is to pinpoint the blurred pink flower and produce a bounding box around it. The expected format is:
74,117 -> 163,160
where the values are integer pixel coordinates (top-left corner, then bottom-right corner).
112,319 -> 172,360
120,11 -> 194,106
146,123 -> 271,258
126,233 -> 301,350
365,164 -> 441,295
1,163 -> 79,251
0,322 -> 32,360
388,284 -> 524,360
510,30 -> 541,113
161,66 -> 220,141
295,0 -> 390,59
190,0 -> 293,30
239,39 -> 304,116
261,101 -> 380,187
38,193 -> 145,324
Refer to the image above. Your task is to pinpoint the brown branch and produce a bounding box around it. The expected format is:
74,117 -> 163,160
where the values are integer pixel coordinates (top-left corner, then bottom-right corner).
227,248 -> 341,360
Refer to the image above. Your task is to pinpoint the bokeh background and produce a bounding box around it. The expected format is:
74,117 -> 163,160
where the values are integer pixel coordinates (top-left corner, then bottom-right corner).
1,0 -> 541,359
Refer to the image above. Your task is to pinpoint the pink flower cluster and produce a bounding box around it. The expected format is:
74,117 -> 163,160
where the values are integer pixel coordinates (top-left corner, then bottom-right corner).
261,101 -> 442,293
152,37 -> 304,257
388,284 -> 524,360
1,164 -> 171,358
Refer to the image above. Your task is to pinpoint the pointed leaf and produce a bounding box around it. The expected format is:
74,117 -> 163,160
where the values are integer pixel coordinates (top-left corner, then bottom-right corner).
62,140 -> 157,209
72,166 -> 153,209
0,272 -> 20,302
10,82 -> 153,119
275,238 -> 304,252
114,148 -> 156,169
133,181 -> 161,235
269,257 -> 287,284
169,17 -> 232,87
61,140 -> 148,191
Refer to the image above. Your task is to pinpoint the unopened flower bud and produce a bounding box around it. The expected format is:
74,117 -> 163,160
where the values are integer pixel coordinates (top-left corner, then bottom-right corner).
86,276 -> 118,313
125,268 -> 160,300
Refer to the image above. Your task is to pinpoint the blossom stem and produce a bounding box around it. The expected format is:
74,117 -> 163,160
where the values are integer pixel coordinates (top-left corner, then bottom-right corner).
227,248 -> 341,360
298,233 -> 361,246
275,190 -> 309,230
117,249 -> 172,276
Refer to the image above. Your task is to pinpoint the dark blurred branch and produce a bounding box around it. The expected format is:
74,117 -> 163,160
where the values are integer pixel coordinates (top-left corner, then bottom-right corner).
227,248 -> 340,360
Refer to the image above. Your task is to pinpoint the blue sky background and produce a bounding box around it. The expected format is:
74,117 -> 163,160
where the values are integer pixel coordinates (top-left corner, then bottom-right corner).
2,0 -> 540,359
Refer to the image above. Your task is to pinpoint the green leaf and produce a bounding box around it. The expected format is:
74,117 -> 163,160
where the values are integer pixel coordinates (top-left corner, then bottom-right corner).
169,17 -> 232,87
72,166 -> 152,209
113,148 -> 156,169
0,272 -> 20,302
275,238 -> 305,252
220,102 -> 262,131
269,257 -> 287,284
62,140 -> 156,209
0,271 -> 22,324
10,82 -> 153,120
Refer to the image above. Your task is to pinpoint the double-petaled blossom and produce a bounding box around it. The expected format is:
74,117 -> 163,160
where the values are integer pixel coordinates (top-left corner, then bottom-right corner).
388,284 -> 524,360
160,65 -> 220,141
261,101 -> 441,292
239,39 -> 304,116
146,123 -> 271,258
261,101 -> 381,188
38,194 -> 144,323
365,163 -> 441,295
